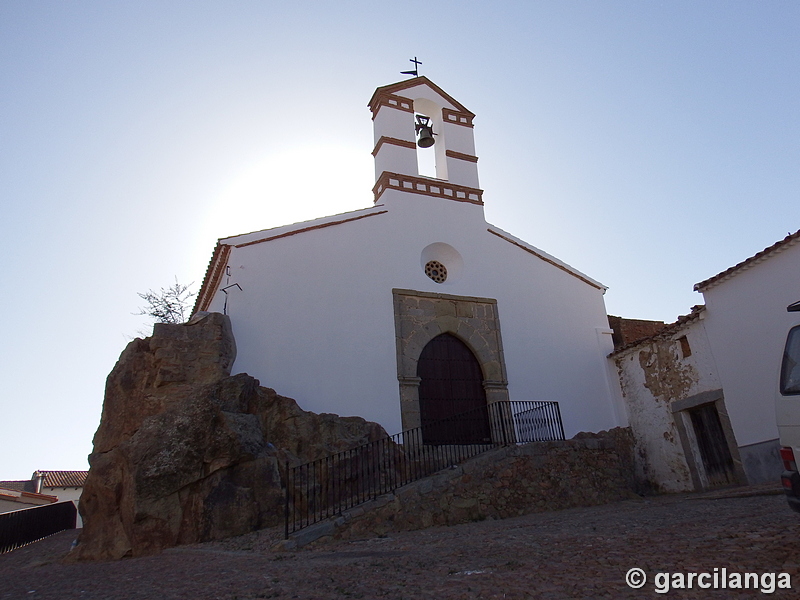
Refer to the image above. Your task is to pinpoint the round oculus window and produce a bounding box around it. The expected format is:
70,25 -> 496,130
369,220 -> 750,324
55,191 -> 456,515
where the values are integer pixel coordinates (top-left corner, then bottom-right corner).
425,260 -> 447,283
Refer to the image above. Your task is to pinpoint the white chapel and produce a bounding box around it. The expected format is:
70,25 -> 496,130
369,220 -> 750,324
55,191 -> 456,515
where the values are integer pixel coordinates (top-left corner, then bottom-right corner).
194,76 -> 626,438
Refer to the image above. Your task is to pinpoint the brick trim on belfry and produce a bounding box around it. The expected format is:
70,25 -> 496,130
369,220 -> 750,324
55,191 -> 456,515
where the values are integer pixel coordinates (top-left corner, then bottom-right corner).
368,92 -> 415,119
373,171 -> 483,205
442,107 -> 474,128
372,136 -> 416,157
445,149 -> 478,163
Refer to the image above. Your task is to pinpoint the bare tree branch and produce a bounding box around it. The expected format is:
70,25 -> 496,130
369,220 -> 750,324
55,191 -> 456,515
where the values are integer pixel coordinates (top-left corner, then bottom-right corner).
135,279 -> 196,325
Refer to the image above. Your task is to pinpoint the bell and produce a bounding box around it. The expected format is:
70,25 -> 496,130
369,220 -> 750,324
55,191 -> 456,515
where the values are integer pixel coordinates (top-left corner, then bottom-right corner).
415,114 -> 436,148
417,125 -> 435,148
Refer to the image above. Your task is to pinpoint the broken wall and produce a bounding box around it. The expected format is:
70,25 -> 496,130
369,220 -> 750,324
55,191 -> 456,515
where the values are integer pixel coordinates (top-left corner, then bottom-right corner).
613,309 -> 739,492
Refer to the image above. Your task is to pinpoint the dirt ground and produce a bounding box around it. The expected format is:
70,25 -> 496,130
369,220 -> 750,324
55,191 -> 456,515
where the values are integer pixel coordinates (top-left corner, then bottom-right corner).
2,484 -> 798,599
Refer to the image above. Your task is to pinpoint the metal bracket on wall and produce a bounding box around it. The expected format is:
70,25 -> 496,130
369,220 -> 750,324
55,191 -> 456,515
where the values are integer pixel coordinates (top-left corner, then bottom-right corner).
221,283 -> 242,315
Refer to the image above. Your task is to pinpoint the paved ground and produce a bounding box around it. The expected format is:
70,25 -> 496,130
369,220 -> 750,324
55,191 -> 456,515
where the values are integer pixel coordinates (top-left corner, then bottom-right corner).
2,485 -> 798,599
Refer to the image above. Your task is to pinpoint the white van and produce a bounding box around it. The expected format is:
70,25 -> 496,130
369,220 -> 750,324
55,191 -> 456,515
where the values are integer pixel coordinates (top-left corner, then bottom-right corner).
777,300 -> 800,512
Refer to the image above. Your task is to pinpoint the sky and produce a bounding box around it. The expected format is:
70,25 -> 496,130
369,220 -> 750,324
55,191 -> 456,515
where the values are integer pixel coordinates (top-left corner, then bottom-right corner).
1,1 -> 798,479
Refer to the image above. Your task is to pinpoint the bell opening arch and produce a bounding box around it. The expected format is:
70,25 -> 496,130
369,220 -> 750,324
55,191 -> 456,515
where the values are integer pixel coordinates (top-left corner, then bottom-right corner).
413,97 -> 447,180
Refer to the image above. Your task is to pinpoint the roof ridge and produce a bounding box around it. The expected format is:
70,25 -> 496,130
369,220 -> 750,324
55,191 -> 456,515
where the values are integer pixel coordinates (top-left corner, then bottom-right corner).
694,229 -> 800,292
368,76 -> 474,116
486,225 -> 606,291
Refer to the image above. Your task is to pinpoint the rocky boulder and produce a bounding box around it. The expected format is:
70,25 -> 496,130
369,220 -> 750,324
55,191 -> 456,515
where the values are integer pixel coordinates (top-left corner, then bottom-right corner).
72,312 -> 385,561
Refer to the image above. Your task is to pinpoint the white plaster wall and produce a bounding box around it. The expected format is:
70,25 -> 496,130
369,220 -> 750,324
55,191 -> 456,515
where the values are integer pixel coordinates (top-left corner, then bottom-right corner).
614,317 -> 722,492
372,105 -> 417,180
372,106 -> 415,144
444,158 -> 479,189
470,232 -> 621,437
208,187 -> 622,438
441,122 -> 476,155
374,144 -> 417,180
212,214 -> 403,433
700,241 -> 800,447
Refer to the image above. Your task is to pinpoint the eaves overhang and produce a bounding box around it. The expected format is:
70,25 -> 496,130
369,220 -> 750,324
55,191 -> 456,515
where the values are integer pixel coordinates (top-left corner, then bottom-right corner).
694,229 -> 800,293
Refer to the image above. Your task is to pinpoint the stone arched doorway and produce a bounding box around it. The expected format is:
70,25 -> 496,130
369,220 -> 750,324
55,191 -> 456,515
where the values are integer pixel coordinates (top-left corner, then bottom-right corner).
393,289 -> 510,435
417,333 -> 491,444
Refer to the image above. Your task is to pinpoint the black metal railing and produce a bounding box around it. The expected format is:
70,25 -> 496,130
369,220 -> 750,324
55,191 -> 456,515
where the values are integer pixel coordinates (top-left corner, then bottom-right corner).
0,501 -> 77,554
285,400 -> 563,538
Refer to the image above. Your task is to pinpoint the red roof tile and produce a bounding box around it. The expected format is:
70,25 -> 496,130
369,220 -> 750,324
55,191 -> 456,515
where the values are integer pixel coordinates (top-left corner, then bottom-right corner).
36,471 -> 88,488
0,480 -> 33,493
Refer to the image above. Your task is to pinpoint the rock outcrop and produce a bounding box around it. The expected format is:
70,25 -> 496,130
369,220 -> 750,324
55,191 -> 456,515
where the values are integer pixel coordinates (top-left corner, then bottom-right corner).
72,312 -> 385,561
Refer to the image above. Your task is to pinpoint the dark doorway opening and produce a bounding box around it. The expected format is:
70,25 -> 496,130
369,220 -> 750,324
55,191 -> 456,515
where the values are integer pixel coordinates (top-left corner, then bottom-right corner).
689,403 -> 737,487
417,333 -> 491,444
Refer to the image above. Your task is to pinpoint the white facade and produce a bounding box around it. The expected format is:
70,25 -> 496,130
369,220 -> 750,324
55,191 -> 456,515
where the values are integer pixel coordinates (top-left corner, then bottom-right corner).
195,77 -> 625,438
695,232 -> 800,483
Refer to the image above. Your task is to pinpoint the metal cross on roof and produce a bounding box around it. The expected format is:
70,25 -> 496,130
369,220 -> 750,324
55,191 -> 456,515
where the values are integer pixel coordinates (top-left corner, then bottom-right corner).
401,57 -> 422,77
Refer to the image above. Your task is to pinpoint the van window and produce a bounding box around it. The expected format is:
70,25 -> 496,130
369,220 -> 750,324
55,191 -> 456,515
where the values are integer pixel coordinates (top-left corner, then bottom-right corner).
781,325 -> 800,395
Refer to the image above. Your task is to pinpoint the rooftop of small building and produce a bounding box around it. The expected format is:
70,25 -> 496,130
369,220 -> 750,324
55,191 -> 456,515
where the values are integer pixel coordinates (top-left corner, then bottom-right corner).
0,470 -> 88,492
37,470 -> 88,488
0,486 -> 59,505
609,305 -> 706,357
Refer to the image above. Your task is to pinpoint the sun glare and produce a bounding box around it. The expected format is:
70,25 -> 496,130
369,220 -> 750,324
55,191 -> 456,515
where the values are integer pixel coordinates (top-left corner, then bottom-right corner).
201,144 -> 374,241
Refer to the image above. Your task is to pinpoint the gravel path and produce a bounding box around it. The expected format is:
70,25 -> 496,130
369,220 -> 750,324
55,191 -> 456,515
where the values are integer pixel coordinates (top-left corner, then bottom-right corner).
2,485 -> 798,599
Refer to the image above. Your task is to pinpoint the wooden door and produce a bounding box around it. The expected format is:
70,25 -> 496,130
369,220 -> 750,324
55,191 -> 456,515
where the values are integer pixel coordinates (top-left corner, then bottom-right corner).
417,333 -> 491,444
689,403 -> 737,487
